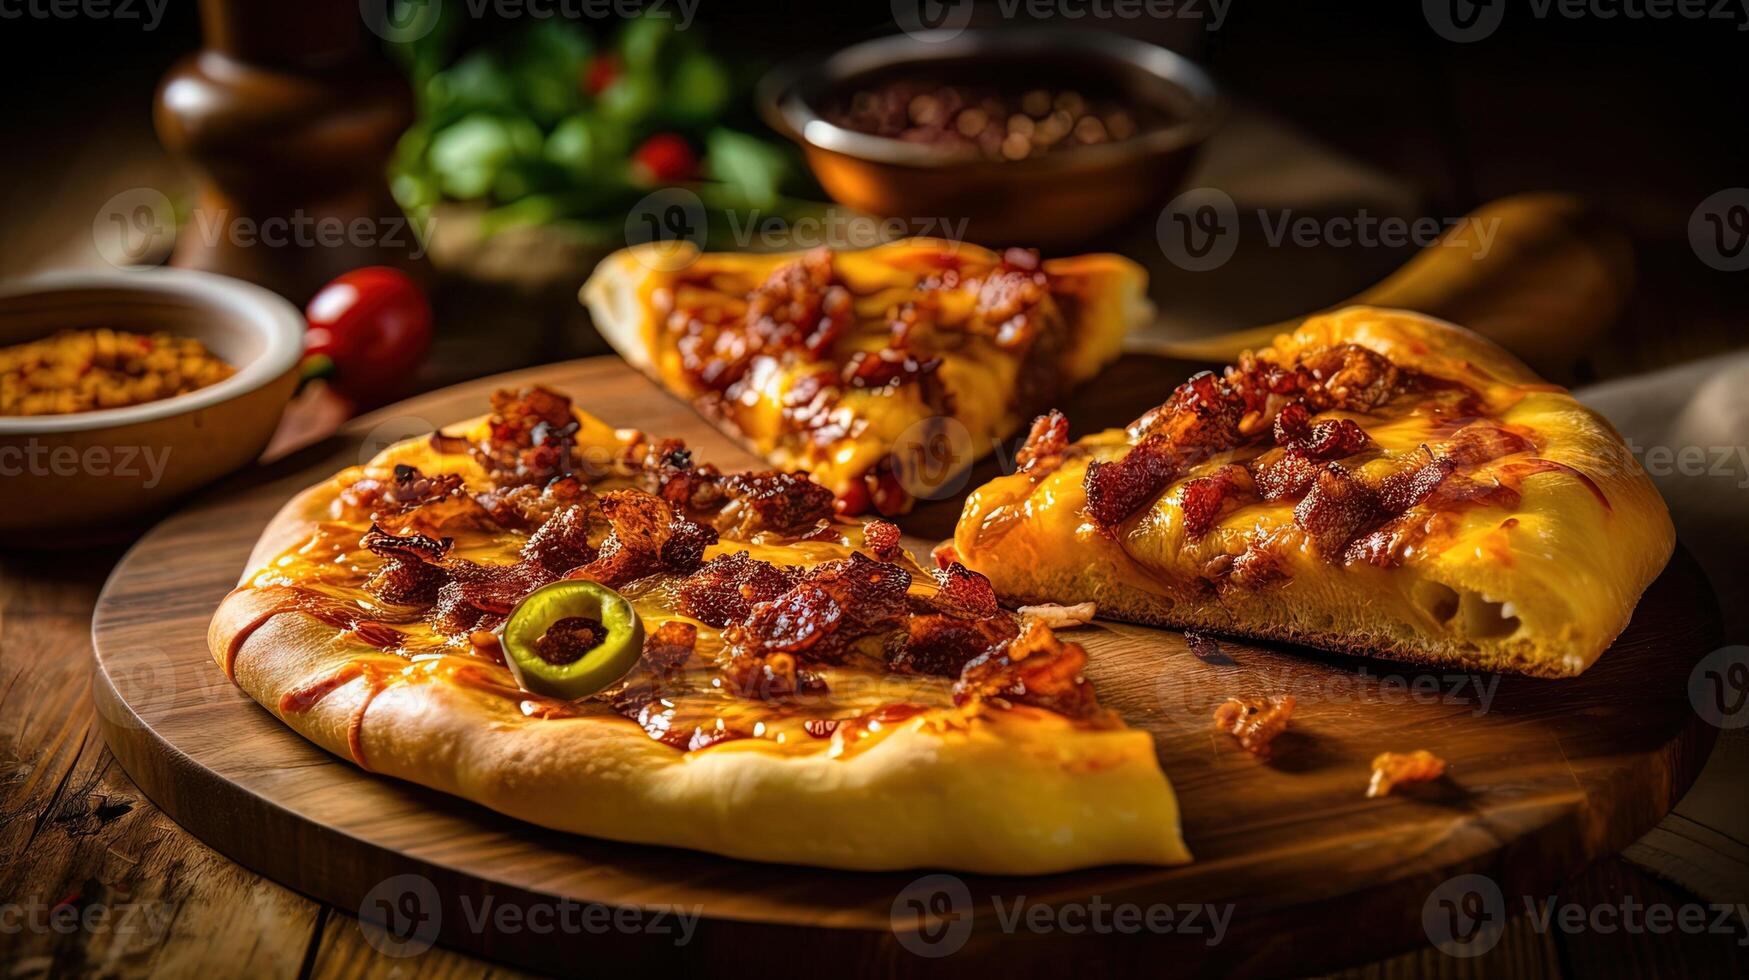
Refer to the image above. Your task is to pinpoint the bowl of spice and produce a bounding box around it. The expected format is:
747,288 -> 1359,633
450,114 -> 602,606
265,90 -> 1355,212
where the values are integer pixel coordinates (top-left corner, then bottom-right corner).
759,29 -> 1222,249
0,268 -> 304,539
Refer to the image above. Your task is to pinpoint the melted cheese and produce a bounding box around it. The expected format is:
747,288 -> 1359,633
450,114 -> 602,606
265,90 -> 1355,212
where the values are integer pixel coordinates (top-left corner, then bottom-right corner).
252,421 -> 964,758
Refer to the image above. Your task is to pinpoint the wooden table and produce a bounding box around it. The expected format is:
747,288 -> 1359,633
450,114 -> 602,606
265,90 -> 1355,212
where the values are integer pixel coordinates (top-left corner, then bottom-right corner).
5,17 -> 1748,978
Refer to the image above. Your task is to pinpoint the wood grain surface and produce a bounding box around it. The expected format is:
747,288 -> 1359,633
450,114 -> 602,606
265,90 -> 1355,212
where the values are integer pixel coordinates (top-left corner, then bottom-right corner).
86,355 -> 1722,977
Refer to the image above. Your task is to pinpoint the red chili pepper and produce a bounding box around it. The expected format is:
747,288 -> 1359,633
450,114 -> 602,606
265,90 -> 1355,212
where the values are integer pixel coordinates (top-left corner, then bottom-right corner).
303,267 -> 432,409
631,133 -> 698,186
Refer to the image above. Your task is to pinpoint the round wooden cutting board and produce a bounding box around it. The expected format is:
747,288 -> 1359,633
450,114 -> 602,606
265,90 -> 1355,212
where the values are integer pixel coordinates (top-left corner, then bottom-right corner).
91,356 -> 1722,977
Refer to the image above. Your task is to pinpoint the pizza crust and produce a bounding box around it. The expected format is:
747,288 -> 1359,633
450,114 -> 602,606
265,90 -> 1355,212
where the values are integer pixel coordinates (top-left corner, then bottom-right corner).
209,436 -> 1191,874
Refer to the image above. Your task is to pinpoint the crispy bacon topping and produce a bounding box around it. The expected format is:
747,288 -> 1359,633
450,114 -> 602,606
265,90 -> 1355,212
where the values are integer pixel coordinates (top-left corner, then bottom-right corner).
931,562 -> 1001,619
521,501 -> 599,573
362,524 -> 454,606
676,552 -> 798,627
1015,409 -> 1071,475
862,519 -> 902,561
891,611 -> 1018,677
1179,464 -> 1254,538
1086,371 -> 1246,529
953,622 -> 1108,722
726,552 -> 911,669
642,620 -> 699,674
572,490 -> 717,588
339,464 -> 495,535
475,475 -> 591,530
1214,694 -> 1295,756
1366,749 -> 1448,797
1298,344 -> 1401,411
718,471 -> 837,537
473,386 -> 580,487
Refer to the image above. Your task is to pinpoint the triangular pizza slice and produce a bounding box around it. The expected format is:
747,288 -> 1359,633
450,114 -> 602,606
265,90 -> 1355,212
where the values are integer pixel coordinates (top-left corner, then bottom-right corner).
950,307 -> 1674,677
582,238 -> 1149,515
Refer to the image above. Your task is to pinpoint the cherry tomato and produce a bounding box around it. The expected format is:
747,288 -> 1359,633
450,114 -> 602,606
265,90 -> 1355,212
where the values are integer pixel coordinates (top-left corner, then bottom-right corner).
303,267 -> 432,408
631,133 -> 698,185
584,52 -> 621,97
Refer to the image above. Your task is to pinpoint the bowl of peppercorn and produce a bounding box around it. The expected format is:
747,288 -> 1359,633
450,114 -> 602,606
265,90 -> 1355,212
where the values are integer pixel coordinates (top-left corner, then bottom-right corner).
758,28 -> 1222,250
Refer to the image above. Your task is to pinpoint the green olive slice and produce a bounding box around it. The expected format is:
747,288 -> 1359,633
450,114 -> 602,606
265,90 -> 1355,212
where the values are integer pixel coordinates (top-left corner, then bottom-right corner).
502,580 -> 645,701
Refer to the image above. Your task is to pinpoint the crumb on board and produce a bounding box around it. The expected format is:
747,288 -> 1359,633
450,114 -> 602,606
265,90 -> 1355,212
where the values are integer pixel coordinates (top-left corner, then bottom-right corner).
1018,601 -> 1097,629
1213,694 -> 1295,756
1366,749 -> 1448,798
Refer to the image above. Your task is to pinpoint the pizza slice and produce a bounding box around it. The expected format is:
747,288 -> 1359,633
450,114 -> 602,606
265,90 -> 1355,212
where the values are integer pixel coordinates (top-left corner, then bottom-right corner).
581,238 -> 1148,515
210,386 -> 1188,873
950,307 -> 1674,677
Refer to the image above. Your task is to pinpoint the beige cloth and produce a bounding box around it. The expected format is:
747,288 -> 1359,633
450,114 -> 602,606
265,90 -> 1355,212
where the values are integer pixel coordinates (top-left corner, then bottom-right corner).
1581,356 -> 1749,903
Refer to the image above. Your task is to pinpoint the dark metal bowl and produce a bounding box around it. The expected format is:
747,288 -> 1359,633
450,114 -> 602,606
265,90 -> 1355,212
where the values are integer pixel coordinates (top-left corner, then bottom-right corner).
758,29 -> 1223,250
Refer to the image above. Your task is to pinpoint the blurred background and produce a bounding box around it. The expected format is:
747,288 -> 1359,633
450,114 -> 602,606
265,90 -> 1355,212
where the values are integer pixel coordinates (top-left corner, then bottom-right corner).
1,0 -> 1742,383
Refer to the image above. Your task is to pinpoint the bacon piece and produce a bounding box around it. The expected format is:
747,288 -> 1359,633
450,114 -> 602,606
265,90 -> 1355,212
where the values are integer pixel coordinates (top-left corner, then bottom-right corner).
1250,448 -> 1319,502
338,464 -> 493,534
969,256 -> 1054,349
862,519 -> 902,561
572,490 -> 717,588
1213,694 -> 1295,756
520,502 -> 598,573
953,622 -> 1107,722
1015,410 -> 1070,475
473,386 -> 580,487
432,560 -> 555,636
1272,400 -> 1373,461
1293,465 -> 1383,556
1179,464 -> 1254,538
1376,454 -> 1456,514
475,475 -> 591,529
717,650 -> 828,701
890,611 -> 1017,677
1184,629 -> 1235,665
642,620 -> 698,673
1366,749 -> 1448,797
931,562 -> 1000,619
624,438 -> 727,512
751,250 -> 852,355
718,471 -> 836,537
1086,371 -> 1246,529
676,552 -> 798,628
727,552 -> 911,667
1298,344 -> 1401,411
362,524 -> 454,607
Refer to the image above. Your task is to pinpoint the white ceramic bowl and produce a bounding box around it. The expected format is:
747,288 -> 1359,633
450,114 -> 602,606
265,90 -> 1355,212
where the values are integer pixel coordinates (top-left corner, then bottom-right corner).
0,268 -> 304,539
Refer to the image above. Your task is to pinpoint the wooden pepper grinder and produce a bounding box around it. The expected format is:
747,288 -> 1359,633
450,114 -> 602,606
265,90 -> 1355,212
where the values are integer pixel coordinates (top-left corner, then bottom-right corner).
155,0 -> 425,304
